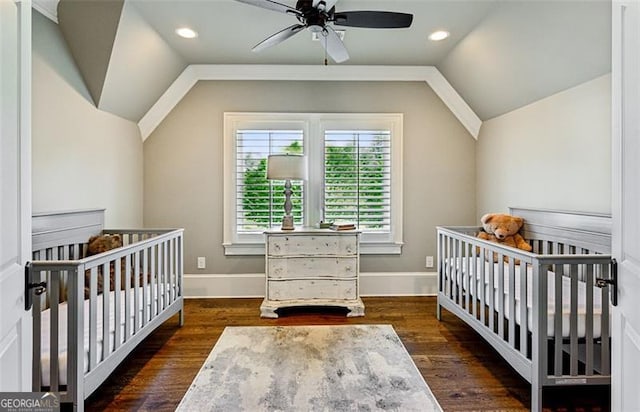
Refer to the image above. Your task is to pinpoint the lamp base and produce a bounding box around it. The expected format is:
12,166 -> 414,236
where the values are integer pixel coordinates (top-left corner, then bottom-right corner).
281,215 -> 295,230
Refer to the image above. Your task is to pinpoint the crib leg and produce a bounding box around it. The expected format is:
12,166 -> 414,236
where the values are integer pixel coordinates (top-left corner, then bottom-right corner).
531,384 -> 543,412
436,300 -> 442,321
179,308 -> 184,326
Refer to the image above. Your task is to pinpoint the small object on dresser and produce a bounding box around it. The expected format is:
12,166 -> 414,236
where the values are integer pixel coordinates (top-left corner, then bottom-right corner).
318,221 -> 333,229
330,222 -> 356,231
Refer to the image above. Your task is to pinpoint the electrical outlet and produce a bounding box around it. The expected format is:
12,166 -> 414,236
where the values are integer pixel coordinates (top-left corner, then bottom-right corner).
197,257 -> 206,269
426,256 -> 434,268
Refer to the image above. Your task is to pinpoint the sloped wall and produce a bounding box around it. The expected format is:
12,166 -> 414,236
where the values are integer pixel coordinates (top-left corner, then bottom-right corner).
32,11 -> 143,227
476,74 -> 611,217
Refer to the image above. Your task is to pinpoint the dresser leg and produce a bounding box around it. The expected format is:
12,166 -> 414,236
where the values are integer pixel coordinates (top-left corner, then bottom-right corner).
260,300 -> 279,318
346,299 -> 365,317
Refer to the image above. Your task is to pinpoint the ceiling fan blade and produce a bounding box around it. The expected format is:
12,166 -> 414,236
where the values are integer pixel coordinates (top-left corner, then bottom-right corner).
319,25 -> 349,63
333,11 -> 413,28
252,24 -> 305,52
234,0 -> 302,17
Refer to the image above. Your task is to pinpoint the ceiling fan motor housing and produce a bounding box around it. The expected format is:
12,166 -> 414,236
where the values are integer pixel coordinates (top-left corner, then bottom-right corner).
296,0 -> 330,28
235,0 -> 413,63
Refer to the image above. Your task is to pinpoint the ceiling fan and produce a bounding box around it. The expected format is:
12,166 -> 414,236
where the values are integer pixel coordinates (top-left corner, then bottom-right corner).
234,0 -> 413,63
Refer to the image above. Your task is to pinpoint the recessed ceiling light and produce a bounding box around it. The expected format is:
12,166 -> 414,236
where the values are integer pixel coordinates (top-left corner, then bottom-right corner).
428,30 -> 450,41
176,27 -> 198,39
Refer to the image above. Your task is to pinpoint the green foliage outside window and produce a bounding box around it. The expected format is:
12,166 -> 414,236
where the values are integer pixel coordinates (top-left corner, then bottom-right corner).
240,142 -> 303,230
240,135 -> 388,232
324,134 -> 388,229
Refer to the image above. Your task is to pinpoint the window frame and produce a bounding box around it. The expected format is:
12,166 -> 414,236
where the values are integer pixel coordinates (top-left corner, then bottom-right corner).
223,112 -> 403,255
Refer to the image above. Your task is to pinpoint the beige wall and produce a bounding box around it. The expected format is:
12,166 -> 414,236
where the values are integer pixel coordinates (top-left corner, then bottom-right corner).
32,11 -> 143,227
476,74 -> 611,217
144,80 -> 476,274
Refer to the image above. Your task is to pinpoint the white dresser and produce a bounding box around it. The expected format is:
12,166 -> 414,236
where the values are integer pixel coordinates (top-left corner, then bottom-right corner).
260,228 -> 365,318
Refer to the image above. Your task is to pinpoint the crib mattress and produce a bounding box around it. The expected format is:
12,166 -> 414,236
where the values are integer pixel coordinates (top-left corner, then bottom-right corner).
448,259 -> 605,339
39,285 -> 175,387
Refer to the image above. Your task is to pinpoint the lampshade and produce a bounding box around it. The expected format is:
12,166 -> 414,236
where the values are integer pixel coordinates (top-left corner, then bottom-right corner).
266,154 -> 307,180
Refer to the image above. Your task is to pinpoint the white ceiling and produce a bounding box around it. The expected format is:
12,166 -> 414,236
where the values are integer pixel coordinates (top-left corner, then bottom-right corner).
131,0 -> 498,66
49,0 -> 612,126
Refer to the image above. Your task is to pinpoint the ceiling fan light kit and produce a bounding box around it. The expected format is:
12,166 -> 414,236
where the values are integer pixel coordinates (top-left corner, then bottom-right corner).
234,0 -> 413,63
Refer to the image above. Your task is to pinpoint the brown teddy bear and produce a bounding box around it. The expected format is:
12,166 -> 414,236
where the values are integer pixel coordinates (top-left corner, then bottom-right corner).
87,234 -> 123,256
85,234 -> 124,298
84,234 -> 151,299
477,213 -> 532,261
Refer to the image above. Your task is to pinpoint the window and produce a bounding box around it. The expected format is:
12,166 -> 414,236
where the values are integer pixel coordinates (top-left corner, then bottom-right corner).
224,113 -> 403,255
235,130 -> 304,233
324,130 -> 391,232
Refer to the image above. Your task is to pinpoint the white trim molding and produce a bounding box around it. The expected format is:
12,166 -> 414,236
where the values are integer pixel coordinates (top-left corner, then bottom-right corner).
33,0 -> 59,23
138,65 -> 482,140
183,271 -> 437,299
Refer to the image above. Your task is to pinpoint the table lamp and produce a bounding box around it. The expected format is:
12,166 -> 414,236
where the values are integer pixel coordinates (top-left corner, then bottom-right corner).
266,154 -> 307,230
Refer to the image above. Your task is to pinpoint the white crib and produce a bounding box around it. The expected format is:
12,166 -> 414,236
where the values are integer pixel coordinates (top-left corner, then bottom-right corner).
437,207 -> 613,411
27,209 -> 184,411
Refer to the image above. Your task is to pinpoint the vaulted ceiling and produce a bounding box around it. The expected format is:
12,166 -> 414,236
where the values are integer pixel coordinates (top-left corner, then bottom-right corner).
40,0 -> 611,132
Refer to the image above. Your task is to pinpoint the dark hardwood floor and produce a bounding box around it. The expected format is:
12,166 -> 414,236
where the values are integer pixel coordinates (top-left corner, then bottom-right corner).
84,297 -> 609,411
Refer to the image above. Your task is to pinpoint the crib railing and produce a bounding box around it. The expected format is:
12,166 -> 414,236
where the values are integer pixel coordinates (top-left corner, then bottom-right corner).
437,226 -> 612,387
29,228 -> 184,408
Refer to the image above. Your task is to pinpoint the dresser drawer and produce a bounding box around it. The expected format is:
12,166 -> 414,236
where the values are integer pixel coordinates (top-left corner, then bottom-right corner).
267,257 -> 357,279
268,279 -> 357,301
268,234 -> 357,256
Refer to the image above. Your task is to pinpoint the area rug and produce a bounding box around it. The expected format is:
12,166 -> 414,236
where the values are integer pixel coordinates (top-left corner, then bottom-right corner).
177,324 -> 442,412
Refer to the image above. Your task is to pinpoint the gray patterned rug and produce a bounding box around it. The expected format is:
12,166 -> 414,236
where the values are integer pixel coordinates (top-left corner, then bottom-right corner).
177,324 -> 442,412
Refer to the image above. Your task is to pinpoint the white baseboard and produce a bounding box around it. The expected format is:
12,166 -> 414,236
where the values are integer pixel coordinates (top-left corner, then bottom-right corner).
183,272 -> 437,298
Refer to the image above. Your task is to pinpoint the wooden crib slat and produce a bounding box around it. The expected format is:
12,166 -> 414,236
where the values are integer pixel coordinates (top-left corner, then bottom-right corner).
178,235 -> 184,325
480,248 -> 486,326
451,239 -> 462,306
60,247 -> 68,303
519,262 -> 528,358
46,248 -> 53,309
464,242 -> 471,313
50,270 -> 60,391
114,258 -> 122,351
151,245 -> 157,317
174,238 -> 179,302
508,257 -> 516,346
472,242 -> 478,320
125,254 -> 132,342
102,262 -> 110,363
569,264 -> 579,375
134,251 -> 141,334
444,236 -> 450,299
488,256 -> 495,331
164,241 -> 169,310
157,244 -> 163,316
68,265 -> 85,410
440,234 -> 451,296
532,260 -> 549,410
89,266 -> 98,371
554,263 -> 563,376
585,264 -> 594,375
498,255 -> 505,339
143,248 -> 149,326
170,238 -> 175,303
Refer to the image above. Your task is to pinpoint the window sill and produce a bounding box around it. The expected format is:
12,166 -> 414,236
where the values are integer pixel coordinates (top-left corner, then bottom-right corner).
223,241 -> 403,256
